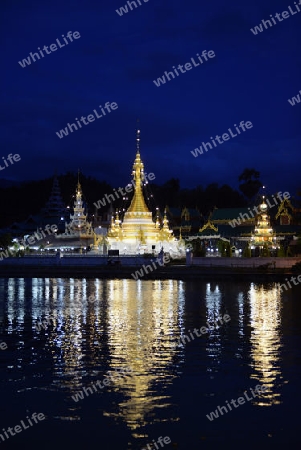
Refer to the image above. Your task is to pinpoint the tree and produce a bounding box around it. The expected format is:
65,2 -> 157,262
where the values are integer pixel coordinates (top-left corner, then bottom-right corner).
162,178 -> 180,206
261,243 -> 270,257
218,240 -> 231,256
277,245 -> 286,257
0,233 -> 12,249
224,242 -> 231,257
243,243 -> 251,257
238,168 -> 262,201
191,238 -> 205,256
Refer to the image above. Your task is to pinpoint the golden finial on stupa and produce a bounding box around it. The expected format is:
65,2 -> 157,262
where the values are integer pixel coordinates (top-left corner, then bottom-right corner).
155,208 -> 160,228
136,119 -> 141,154
127,127 -> 150,214
159,208 -> 173,241
77,169 -> 82,194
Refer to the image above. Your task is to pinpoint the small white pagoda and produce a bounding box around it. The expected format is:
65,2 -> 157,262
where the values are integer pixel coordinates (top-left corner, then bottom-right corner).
57,178 -> 93,240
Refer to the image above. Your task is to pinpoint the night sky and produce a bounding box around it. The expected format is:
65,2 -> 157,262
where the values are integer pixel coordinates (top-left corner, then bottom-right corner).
1,0 -> 301,195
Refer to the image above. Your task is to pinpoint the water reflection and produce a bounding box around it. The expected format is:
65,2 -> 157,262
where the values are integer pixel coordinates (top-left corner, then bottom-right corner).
205,283 -> 223,365
105,279 -> 185,430
2,278 -> 186,431
0,277 -> 288,436
249,283 -> 283,406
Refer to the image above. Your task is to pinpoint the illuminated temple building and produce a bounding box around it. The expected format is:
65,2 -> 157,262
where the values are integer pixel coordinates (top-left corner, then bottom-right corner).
250,196 -> 280,253
36,178 -> 94,252
93,131 -> 184,257
58,178 -> 93,239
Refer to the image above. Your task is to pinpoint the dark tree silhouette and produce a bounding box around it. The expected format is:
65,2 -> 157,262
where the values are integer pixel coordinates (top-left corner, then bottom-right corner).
238,168 -> 262,201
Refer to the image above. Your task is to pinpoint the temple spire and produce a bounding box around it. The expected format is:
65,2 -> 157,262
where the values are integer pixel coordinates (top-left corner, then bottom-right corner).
63,179 -> 92,237
127,126 -> 149,214
136,120 -> 140,154
41,175 -> 66,219
77,169 -> 82,193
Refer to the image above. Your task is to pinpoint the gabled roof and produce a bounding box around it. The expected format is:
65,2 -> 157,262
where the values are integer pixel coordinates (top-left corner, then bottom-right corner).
274,225 -> 301,234
218,225 -> 254,237
199,221 -> 218,233
211,208 -> 250,221
181,207 -> 201,218
166,206 -> 181,217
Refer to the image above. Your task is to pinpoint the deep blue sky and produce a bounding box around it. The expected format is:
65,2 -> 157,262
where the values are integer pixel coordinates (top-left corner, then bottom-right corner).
1,0 -> 301,195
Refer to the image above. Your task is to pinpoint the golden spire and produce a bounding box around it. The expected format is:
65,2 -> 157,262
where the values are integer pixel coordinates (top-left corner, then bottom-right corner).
127,128 -> 150,214
159,208 -> 173,241
77,169 -> 82,194
155,208 -> 160,228
162,208 -> 169,230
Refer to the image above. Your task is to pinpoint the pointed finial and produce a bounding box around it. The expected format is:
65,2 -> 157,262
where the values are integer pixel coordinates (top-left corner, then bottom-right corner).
76,169 -> 82,194
136,119 -> 140,154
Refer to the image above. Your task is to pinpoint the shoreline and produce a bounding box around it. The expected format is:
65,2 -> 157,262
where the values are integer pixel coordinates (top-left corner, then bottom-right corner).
0,263 -> 294,280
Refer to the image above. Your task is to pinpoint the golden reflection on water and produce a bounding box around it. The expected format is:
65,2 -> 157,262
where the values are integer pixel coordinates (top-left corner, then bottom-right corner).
5,278 -> 185,429
104,279 -> 185,430
2,277 -> 287,427
249,283 -> 283,406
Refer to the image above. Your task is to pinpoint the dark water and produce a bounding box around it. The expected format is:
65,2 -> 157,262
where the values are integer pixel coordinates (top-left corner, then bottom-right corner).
0,278 -> 300,449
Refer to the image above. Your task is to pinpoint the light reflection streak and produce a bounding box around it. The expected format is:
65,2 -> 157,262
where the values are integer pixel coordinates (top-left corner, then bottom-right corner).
1,277 -> 287,429
205,283 -> 223,365
104,279 -> 184,430
249,283 -> 283,406
237,292 -> 244,337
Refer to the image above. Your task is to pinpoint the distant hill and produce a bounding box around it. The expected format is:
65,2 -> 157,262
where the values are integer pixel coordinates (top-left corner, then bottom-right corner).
0,172 -> 247,229
0,173 -> 112,228
0,179 -> 21,188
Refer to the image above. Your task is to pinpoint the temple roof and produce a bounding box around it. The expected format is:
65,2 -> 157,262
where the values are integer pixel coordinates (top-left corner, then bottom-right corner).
126,150 -> 150,214
211,208 -> 251,221
274,225 -> 301,234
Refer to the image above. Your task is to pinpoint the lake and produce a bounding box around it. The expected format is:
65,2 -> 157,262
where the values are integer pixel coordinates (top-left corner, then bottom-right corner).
0,277 -> 300,449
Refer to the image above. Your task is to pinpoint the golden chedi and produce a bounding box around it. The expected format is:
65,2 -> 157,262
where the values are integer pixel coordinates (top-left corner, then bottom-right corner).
103,130 -> 183,256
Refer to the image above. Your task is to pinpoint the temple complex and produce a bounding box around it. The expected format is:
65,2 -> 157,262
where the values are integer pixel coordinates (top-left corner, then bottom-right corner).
93,130 -> 184,257
1,130 -> 300,258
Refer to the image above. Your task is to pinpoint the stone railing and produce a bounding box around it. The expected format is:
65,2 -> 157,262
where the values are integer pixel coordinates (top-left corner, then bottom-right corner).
189,256 -> 301,269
